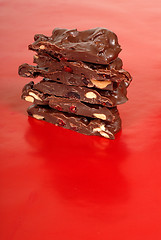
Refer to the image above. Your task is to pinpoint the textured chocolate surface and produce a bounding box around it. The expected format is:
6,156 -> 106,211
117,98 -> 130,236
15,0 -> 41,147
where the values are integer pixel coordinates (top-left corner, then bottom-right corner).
22,79 -> 128,107
48,97 -> 115,122
33,53 -> 123,71
27,104 -> 121,139
28,28 -> 121,64
19,56 -> 131,90
22,83 -> 115,122
33,54 -> 126,82
19,63 -> 112,90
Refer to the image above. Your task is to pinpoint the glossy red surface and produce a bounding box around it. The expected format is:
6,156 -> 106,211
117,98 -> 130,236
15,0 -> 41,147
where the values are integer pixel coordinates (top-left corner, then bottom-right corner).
0,0 -> 161,239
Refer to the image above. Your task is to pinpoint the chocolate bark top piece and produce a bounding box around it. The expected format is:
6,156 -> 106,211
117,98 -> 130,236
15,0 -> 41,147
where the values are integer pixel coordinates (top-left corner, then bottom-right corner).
22,79 -> 128,107
28,28 -> 121,64
27,104 -> 121,139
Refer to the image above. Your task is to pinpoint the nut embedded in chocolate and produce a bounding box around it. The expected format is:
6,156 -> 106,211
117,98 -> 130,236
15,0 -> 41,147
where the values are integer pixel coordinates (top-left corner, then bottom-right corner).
85,92 -> 97,99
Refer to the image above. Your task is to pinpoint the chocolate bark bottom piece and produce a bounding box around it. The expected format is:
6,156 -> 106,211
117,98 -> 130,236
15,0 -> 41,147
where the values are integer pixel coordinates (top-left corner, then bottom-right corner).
22,79 -> 128,108
28,27 -> 121,65
27,104 -> 121,139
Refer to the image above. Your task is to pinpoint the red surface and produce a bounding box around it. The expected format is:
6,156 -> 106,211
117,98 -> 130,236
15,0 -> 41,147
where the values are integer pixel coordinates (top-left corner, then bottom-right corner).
0,0 -> 161,239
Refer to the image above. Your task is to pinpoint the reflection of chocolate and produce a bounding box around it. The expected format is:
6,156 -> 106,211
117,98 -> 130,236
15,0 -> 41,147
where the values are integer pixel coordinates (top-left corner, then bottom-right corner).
27,104 -> 121,139
28,27 -> 121,64
25,117 -> 129,205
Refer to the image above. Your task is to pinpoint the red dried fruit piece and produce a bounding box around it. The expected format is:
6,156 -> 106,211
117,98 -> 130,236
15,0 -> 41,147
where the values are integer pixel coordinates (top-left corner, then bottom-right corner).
58,119 -> 65,126
60,57 -> 68,61
70,105 -> 77,113
54,105 -> 63,111
102,101 -> 112,107
63,66 -> 73,73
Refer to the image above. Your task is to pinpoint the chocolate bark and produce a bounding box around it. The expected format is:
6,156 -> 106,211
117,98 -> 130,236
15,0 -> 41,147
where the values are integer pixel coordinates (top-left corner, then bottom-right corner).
18,56 -> 131,90
48,97 -> 115,122
27,104 -> 121,139
22,83 -> 115,122
22,79 -> 128,108
28,28 -> 121,64
18,63 -> 112,90
33,54 -> 123,71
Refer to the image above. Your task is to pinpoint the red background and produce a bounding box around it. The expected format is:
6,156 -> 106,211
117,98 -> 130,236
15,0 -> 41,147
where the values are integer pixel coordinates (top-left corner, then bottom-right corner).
0,0 -> 161,239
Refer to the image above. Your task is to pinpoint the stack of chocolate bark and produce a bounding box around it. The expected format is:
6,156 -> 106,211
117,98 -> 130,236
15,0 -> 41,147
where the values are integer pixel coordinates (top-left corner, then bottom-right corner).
18,28 -> 132,139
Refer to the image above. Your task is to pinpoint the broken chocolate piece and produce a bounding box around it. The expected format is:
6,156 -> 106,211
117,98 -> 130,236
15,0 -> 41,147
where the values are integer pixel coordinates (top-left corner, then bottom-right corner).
28,28 -> 121,64
27,104 -> 121,139
22,79 -> 128,107
24,90 -> 115,122
18,57 -> 132,90
49,97 -> 115,121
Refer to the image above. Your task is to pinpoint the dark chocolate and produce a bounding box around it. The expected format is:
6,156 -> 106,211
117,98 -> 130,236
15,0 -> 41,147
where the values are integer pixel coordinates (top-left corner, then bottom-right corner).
18,63 -> 112,91
34,53 -> 123,70
22,84 -> 115,122
18,56 -> 131,89
27,104 -> 121,139
22,79 -> 128,108
28,28 -> 121,64
48,97 -> 115,122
